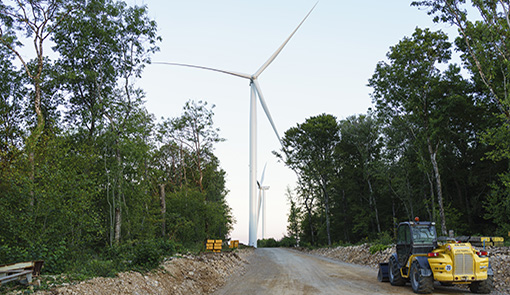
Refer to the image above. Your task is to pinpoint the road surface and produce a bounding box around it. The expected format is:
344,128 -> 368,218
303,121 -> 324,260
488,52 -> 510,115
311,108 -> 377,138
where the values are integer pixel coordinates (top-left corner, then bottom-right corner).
214,248 -> 474,295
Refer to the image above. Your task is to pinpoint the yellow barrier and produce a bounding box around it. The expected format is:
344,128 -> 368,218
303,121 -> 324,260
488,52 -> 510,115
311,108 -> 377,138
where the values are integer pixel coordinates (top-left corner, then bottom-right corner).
229,240 -> 239,249
206,239 -> 223,253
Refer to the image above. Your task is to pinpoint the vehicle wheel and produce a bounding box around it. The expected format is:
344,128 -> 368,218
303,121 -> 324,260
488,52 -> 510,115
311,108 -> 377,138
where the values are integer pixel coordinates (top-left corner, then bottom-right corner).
469,275 -> 493,294
378,265 -> 389,282
410,260 -> 434,294
389,256 -> 406,286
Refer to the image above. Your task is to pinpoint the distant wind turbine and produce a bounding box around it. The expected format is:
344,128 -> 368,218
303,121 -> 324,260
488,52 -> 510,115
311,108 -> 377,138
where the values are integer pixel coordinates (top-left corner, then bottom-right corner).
257,163 -> 270,240
154,2 -> 318,247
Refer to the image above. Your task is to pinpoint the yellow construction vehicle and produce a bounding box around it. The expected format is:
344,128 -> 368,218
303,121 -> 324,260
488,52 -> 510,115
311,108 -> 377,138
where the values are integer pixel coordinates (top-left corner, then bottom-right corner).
378,217 -> 493,294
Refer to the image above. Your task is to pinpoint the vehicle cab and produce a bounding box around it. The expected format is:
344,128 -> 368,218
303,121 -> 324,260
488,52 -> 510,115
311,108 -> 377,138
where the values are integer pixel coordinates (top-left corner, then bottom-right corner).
396,218 -> 437,269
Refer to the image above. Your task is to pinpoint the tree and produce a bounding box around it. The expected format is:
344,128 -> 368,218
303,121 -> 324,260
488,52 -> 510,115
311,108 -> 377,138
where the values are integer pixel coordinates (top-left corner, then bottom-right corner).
338,114 -> 384,234
0,0 -> 75,206
155,100 -> 230,242
158,100 -> 224,192
0,44 -> 23,157
53,0 -> 160,244
276,114 -> 340,245
368,28 -> 461,235
412,0 -> 510,119
412,0 -> 510,234
285,186 -> 301,244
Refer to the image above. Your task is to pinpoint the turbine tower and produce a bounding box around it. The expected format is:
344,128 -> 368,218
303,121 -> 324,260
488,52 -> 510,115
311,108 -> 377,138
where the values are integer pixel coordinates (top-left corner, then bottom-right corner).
259,185 -> 270,239
155,2 -> 317,247
257,164 -> 270,240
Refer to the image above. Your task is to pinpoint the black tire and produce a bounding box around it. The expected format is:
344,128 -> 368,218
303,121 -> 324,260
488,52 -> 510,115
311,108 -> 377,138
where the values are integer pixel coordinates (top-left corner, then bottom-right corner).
410,260 -> 434,294
378,266 -> 389,282
389,256 -> 406,286
469,275 -> 494,294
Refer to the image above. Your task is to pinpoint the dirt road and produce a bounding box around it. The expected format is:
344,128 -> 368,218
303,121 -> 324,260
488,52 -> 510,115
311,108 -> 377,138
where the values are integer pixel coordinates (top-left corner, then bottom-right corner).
214,248 -> 474,295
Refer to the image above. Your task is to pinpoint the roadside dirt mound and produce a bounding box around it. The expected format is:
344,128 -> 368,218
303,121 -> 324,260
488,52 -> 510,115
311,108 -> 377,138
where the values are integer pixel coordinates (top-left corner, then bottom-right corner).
308,244 -> 510,294
34,249 -> 253,295
310,243 -> 394,268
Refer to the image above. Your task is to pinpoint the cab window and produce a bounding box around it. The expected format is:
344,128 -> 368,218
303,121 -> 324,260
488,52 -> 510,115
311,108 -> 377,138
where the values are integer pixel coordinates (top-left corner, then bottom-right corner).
397,225 -> 411,244
411,225 -> 436,244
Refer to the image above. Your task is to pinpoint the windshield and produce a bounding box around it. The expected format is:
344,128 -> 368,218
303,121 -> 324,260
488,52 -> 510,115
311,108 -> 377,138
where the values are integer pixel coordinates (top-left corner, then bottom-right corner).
412,225 -> 436,244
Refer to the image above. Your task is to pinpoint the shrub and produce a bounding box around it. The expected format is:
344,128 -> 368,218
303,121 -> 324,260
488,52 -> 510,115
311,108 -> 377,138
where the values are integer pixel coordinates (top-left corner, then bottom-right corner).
369,244 -> 390,254
279,236 -> 297,247
131,241 -> 162,270
84,259 -> 117,278
257,238 -> 278,248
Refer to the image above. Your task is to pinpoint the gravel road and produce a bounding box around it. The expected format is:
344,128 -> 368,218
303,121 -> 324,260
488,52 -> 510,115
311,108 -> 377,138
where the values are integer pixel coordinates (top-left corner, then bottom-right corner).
213,248 -> 475,295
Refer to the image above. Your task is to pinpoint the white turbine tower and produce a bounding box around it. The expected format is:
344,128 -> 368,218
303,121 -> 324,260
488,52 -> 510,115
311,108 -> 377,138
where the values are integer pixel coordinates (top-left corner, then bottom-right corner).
155,2 -> 318,247
257,164 -> 270,240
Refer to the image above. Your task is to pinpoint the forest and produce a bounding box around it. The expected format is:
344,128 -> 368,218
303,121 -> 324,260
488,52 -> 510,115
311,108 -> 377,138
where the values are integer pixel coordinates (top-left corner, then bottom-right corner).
1,0 -> 510,278
0,0 -> 232,275
279,1 -> 510,247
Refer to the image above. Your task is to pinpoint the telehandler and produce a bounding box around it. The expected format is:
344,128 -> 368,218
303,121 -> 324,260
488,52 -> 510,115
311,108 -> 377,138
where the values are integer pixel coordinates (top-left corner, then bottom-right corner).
378,218 -> 493,294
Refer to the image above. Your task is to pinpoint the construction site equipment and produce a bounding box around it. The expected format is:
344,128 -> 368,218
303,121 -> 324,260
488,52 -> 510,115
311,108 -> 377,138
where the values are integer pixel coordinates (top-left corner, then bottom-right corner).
0,261 -> 44,285
492,237 -> 504,247
456,236 -> 504,248
378,218 -> 493,294
206,239 -> 223,253
229,240 -> 239,249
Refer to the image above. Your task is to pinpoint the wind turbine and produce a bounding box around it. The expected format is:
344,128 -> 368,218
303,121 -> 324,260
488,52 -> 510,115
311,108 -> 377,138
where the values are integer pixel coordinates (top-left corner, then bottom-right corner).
154,2 -> 318,247
257,164 -> 270,240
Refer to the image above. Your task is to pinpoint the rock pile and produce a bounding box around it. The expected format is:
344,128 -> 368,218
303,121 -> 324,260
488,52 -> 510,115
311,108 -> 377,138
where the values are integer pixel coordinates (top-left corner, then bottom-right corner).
33,249 -> 254,295
310,243 -> 395,268
489,246 -> 510,293
309,244 -> 510,294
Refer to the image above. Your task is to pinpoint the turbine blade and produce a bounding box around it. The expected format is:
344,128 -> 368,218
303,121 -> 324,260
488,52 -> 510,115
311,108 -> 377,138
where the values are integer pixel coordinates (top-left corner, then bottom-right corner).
253,1 -> 318,78
253,80 -> 283,147
153,62 -> 251,80
260,163 -> 267,186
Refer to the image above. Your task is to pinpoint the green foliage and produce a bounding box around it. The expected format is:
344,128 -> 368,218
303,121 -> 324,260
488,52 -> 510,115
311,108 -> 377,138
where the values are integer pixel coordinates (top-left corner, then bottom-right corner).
372,231 -> 394,246
369,244 -> 390,255
83,259 -> 117,278
279,236 -> 298,248
0,241 -> 68,274
256,236 -> 298,248
257,238 -> 278,248
0,0 -> 232,282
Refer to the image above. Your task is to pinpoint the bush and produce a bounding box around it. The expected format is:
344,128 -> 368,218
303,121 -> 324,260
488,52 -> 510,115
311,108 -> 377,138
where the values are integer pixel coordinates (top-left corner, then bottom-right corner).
0,241 -> 69,274
83,259 -> 117,277
279,236 -> 297,247
369,244 -> 390,254
372,231 -> 394,246
257,238 -> 278,248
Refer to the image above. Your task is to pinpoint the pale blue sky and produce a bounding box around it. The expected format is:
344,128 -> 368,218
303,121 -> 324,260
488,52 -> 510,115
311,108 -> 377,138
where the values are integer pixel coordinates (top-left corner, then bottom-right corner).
128,0 -> 457,244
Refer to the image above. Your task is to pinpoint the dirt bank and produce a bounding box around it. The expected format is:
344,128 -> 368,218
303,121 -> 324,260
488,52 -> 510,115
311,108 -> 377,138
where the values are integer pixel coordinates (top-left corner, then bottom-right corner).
31,249 -> 254,295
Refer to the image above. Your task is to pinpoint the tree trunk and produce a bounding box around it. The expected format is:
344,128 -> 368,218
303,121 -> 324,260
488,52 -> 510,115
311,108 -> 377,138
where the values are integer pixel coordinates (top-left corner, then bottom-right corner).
426,172 -> 436,222
304,196 -> 315,245
320,177 -> 331,246
427,139 -> 447,235
159,184 -> 166,237
114,207 -> 121,243
342,190 -> 350,243
114,145 -> 123,243
367,178 -> 381,233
